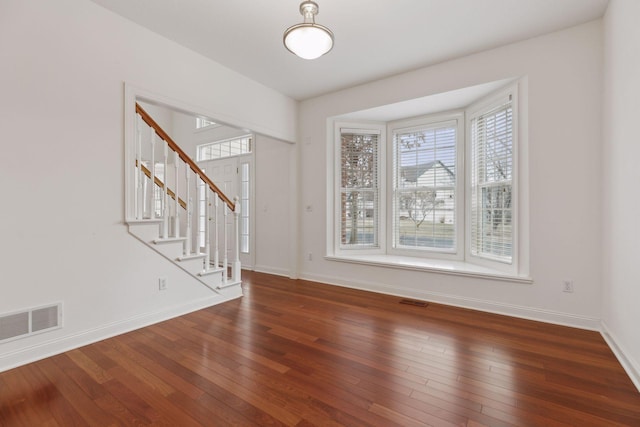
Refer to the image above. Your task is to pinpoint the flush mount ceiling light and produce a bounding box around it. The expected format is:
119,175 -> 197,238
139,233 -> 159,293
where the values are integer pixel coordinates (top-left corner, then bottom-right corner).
283,1 -> 334,60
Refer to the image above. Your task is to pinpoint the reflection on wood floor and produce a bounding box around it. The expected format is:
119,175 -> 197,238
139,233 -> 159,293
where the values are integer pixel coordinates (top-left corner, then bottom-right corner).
1,271 -> 639,426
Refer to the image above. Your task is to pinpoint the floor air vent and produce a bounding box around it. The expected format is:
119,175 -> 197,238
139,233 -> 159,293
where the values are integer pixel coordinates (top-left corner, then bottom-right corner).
399,299 -> 428,308
0,303 -> 62,343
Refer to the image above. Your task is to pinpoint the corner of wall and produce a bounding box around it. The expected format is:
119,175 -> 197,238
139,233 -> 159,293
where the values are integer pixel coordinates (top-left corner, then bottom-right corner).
601,321 -> 640,392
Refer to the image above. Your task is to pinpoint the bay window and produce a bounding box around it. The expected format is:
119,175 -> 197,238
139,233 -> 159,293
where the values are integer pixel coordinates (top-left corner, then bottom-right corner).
331,83 -> 523,277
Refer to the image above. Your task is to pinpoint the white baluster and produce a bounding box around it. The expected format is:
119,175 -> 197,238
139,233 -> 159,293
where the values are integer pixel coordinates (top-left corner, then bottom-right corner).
204,185 -> 211,272
185,167 -> 191,256
163,141 -> 169,238
213,195 -> 219,270
174,153 -> 180,238
232,196 -> 241,283
149,133 -> 156,219
136,115 -> 143,220
223,201 -> 228,284
196,177 -> 204,268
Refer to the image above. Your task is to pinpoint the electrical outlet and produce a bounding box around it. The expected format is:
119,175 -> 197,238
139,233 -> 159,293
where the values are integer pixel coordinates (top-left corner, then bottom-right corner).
562,280 -> 574,293
159,277 -> 168,291
307,252 -> 313,261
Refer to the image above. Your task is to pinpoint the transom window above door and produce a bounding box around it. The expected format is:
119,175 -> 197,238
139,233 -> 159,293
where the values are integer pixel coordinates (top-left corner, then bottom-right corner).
197,136 -> 252,161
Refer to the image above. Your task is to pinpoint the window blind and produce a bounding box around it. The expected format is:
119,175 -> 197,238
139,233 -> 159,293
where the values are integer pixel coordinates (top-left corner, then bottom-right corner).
393,122 -> 457,251
470,97 -> 513,262
340,130 -> 379,248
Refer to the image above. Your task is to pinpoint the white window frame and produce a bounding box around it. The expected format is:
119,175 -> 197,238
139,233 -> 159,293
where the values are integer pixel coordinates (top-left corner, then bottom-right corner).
196,135 -> 253,161
239,161 -> 250,254
328,82 -> 527,280
466,85 -> 519,275
334,122 -> 386,256
195,117 -> 219,130
387,112 -> 465,260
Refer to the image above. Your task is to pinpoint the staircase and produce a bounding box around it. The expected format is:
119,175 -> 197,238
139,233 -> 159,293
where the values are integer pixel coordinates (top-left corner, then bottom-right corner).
126,103 -> 242,298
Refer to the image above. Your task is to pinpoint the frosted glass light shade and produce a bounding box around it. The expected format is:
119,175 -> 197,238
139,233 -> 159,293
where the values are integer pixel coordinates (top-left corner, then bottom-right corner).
284,23 -> 334,60
283,1 -> 334,60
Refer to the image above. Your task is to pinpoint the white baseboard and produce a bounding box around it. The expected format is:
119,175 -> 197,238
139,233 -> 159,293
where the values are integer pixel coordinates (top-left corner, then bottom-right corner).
0,293 -> 240,373
300,272 -> 601,331
600,321 -> 640,392
253,265 -> 291,278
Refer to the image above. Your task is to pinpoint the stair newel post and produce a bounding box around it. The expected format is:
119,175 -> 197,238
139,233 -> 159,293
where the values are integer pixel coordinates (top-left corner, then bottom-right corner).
174,153 -> 180,238
223,200 -> 228,284
204,183 -> 211,272
149,132 -> 156,219
184,166 -> 191,256
232,196 -> 241,283
162,140 -> 169,238
135,115 -> 143,219
213,194 -> 220,271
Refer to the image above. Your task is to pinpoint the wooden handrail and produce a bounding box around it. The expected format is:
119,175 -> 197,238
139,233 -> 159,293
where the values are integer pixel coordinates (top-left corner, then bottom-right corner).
135,103 -> 235,212
136,160 -> 187,210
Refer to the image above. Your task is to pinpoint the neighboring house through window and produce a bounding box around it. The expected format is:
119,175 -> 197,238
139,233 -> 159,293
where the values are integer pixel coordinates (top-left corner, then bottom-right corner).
391,114 -> 463,256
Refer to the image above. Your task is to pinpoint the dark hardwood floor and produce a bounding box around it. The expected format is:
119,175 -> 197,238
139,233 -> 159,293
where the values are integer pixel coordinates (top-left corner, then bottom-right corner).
1,271 -> 639,426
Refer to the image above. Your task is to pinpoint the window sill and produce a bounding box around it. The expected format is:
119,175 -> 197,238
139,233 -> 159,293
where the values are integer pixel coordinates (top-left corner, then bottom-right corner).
325,254 -> 532,284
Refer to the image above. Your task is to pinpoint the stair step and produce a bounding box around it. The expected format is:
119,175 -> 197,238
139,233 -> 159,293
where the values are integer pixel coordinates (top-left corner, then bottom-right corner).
198,268 -> 224,277
128,219 -> 242,298
177,253 -> 207,261
153,237 -> 187,244
127,218 -> 163,224
217,280 -> 241,290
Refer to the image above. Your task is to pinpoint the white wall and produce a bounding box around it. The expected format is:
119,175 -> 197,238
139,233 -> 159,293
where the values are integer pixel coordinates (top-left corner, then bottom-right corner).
0,0 -> 296,371
254,136 -> 294,276
139,101 -> 174,136
299,21 -> 603,328
602,0 -> 640,388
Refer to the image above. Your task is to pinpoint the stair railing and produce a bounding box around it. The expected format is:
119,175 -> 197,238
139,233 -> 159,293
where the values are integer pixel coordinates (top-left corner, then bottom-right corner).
133,103 -> 241,285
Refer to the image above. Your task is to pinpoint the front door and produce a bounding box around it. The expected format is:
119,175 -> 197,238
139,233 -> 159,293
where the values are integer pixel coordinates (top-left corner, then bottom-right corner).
198,155 -> 253,269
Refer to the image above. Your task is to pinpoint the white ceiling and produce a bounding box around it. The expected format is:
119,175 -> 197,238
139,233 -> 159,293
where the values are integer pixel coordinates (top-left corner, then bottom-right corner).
338,78 -> 515,122
90,0 -> 609,101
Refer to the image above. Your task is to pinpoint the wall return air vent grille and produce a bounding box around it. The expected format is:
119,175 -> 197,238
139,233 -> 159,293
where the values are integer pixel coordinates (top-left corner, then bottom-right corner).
0,303 -> 62,343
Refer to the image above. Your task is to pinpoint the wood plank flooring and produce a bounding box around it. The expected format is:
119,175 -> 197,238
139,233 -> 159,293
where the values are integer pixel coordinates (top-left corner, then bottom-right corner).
1,271 -> 639,426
